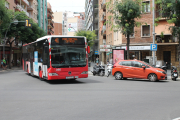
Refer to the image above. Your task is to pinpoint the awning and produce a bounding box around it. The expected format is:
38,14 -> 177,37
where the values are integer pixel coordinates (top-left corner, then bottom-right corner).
106,52 -> 112,55
155,21 -> 174,35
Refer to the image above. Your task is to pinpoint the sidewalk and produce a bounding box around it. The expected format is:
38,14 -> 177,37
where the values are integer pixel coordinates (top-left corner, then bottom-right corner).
0,66 -> 22,73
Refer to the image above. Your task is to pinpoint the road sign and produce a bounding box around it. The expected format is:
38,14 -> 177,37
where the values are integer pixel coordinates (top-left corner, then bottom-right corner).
150,44 -> 157,51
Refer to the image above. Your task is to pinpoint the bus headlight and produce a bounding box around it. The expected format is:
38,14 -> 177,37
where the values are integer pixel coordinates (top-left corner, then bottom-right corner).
81,71 -> 88,74
49,73 -> 58,76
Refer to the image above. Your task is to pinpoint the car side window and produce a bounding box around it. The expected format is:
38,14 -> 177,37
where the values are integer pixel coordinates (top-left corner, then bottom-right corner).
133,61 -> 145,68
119,61 -> 132,66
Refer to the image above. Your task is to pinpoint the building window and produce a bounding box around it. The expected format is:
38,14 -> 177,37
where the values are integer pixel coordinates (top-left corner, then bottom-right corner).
142,1 -> 150,13
142,25 -> 150,37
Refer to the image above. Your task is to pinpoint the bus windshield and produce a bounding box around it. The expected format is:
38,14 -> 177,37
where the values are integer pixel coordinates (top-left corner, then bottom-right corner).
51,45 -> 86,68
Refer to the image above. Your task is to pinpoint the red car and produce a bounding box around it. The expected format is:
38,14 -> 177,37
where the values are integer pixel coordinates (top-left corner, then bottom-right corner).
112,60 -> 167,82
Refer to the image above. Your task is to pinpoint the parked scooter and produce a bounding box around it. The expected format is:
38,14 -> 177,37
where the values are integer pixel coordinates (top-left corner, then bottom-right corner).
171,66 -> 178,81
91,64 -> 105,76
107,63 -> 113,77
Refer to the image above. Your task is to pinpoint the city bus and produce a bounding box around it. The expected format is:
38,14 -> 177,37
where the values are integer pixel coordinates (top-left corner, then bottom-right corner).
22,35 -> 90,80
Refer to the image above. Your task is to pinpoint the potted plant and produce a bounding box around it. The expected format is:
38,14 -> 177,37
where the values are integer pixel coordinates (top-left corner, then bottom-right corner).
169,38 -> 172,43
160,32 -> 164,43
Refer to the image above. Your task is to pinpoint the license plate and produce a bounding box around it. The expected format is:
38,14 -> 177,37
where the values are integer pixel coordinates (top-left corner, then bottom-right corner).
174,73 -> 177,77
66,76 -> 74,79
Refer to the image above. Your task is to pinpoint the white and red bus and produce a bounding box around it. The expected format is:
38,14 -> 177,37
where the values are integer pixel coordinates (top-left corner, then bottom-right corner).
22,35 -> 90,80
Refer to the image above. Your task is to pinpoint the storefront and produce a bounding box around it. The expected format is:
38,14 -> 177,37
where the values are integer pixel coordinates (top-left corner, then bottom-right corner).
156,44 -> 179,69
117,46 -> 152,61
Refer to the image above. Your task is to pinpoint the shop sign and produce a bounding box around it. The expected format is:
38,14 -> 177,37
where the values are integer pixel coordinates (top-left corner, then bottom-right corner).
121,46 -> 150,50
100,49 -> 112,52
95,51 -> 99,55
100,45 -> 111,48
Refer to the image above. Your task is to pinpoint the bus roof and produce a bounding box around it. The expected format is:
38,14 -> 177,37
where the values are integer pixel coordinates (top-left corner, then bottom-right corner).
23,35 -> 86,46
36,35 -> 86,42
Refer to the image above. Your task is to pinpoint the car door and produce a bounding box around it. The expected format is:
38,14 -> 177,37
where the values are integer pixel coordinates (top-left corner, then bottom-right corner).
132,61 -> 146,79
119,61 -> 134,78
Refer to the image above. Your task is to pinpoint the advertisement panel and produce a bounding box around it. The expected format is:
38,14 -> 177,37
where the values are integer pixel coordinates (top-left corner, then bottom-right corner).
68,23 -> 77,32
112,49 -> 125,64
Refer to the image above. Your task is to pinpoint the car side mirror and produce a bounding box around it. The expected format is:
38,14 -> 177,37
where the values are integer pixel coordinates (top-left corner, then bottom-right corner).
142,66 -> 146,69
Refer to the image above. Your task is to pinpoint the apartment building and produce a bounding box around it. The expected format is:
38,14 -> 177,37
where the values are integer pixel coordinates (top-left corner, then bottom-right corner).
98,0 -> 178,67
47,2 -> 54,35
37,0 -> 47,33
85,0 -> 99,62
62,12 -> 85,36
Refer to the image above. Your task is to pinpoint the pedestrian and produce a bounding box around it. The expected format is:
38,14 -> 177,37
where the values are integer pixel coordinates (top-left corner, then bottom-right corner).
96,57 -> 99,65
2,58 -> 7,70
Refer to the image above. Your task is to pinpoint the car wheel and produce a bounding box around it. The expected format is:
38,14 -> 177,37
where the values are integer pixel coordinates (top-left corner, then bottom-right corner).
148,73 -> 157,82
114,72 -> 122,80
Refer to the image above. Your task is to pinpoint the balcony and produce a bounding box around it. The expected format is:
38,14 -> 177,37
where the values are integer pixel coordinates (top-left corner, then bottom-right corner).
94,14 -> 98,23
101,0 -> 106,10
16,4 -> 29,17
27,5 -> 33,11
94,4 -> 98,13
156,11 -> 168,20
21,0 -> 29,6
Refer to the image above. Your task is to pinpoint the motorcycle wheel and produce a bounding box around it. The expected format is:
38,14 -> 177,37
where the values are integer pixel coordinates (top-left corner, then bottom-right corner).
174,78 -> 177,81
99,70 -> 104,76
107,71 -> 110,77
93,71 -> 96,76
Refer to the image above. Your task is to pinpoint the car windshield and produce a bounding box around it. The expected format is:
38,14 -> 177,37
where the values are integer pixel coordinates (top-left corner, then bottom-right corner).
51,45 -> 86,68
141,61 -> 154,67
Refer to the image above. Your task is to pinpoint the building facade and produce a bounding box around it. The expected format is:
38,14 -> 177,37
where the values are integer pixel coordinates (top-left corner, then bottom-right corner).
85,0 -> 99,62
53,22 -> 62,35
47,2 -> 54,35
37,0 -> 47,33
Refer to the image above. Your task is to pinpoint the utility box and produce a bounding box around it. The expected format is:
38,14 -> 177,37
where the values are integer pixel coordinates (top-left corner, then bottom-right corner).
146,56 -> 157,66
156,60 -> 164,68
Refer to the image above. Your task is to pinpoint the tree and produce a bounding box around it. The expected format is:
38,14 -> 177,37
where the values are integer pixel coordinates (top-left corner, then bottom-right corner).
106,0 -> 142,59
74,30 -> 96,47
2,11 -> 46,69
0,0 -> 11,43
156,0 -> 180,65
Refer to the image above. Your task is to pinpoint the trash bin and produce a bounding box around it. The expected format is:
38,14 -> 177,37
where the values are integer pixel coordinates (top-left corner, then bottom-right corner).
88,62 -> 91,67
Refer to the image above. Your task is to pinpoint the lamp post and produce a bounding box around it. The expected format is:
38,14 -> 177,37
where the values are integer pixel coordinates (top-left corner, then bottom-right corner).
152,0 -> 155,66
3,13 -> 23,59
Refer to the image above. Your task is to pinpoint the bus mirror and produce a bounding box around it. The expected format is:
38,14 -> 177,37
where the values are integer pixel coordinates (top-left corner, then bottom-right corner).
87,46 -> 90,53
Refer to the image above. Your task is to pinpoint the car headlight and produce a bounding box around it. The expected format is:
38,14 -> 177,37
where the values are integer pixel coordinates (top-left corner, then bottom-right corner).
156,70 -> 163,73
81,71 -> 88,74
49,73 -> 58,76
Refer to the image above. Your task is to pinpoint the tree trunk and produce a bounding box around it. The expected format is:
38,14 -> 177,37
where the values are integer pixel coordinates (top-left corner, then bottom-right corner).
178,34 -> 180,68
9,42 -> 12,69
126,34 -> 130,60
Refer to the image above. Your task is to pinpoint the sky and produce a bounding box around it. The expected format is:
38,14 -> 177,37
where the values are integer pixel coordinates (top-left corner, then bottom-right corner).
47,0 -> 86,12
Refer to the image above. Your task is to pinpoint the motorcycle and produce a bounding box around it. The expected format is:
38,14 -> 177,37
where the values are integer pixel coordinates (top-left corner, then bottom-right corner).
91,64 -> 105,76
171,66 -> 178,81
107,63 -> 113,77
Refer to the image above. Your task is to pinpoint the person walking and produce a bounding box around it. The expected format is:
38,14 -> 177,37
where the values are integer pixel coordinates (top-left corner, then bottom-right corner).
2,58 -> 7,70
96,57 -> 99,65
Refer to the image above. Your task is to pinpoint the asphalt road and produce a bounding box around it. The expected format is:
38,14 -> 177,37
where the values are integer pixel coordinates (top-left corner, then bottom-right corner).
0,70 -> 180,120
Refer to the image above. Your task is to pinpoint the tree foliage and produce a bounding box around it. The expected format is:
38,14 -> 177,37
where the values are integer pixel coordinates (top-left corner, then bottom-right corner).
156,0 -> 180,64
0,0 -> 11,41
74,30 -> 96,47
107,0 -> 142,59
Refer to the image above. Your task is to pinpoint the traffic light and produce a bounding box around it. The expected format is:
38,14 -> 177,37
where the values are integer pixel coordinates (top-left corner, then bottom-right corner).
25,19 -> 32,28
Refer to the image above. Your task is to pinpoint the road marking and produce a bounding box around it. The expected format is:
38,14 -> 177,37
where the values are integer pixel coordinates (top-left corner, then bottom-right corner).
172,117 -> 180,120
